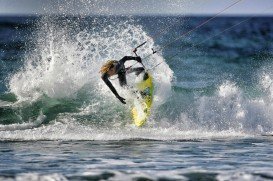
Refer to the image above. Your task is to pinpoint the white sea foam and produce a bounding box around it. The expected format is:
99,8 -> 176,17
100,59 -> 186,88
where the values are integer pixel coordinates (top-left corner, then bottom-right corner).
3,16 -> 273,141
0,117 -> 248,141
217,172 -> 265,181
0,113 -> 45,131
181,79 -> 273,134
1,17 -> 176,140
8,17 -> 173,107
13,173 -> 67,181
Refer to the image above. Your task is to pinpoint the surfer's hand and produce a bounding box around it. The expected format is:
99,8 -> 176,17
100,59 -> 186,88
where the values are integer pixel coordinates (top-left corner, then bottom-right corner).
136,56 -> 142,63
117,96 -> 126,104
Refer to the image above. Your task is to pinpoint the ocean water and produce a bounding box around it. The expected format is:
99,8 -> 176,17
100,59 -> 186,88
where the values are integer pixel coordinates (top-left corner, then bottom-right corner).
0,15 -> 273,180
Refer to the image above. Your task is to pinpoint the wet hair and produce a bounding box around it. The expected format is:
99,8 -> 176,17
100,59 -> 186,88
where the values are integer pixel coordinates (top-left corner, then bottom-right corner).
99,60 -> 118,73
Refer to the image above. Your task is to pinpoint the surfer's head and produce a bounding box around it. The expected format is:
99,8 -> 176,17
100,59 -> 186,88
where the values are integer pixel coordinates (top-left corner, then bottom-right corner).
100,60 -> 118,75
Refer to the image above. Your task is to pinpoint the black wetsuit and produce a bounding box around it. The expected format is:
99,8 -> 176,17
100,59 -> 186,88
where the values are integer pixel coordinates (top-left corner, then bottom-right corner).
101,56 -> 144,99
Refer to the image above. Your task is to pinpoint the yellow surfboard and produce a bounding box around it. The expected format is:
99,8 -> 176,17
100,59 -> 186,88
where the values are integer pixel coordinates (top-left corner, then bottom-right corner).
131,72 -> 154,127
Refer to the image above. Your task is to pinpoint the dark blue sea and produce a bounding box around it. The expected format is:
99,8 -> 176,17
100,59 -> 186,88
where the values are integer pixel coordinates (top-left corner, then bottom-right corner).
1,15 -> 273,180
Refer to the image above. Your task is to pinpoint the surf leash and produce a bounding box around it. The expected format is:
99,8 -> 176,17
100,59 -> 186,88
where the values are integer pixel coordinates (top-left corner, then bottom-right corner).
140,0 -> 243,63
133,41 -> 147,54
149,17 -> 253,71
158,4 -> 273,70
134,1 -> 215,56
159,0 -> 243,51
142,0 -> 244,71
129,0 -> 244,71
126,41 -> 152,72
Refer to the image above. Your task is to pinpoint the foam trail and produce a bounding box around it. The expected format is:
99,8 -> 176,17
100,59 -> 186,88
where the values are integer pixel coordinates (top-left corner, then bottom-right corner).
0,113 -> 46,131
0,118 -> 248,141
0,100 -> 13,108
8,17 -> 173,107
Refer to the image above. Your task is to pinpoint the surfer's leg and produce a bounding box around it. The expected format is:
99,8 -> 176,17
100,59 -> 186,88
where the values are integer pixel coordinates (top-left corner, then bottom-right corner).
118,73 -> 127,87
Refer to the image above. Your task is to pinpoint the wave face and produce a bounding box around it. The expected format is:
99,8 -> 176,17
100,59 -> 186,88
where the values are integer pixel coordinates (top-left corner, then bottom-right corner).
0,16 -> 273,140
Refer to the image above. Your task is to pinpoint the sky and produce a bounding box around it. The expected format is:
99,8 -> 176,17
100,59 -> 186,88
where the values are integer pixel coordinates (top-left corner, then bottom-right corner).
0,0 -> 273,16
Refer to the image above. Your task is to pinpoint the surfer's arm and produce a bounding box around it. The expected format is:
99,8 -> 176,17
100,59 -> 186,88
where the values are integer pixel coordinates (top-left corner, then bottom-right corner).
101,73 -> 126,104
119,56 -> 142,64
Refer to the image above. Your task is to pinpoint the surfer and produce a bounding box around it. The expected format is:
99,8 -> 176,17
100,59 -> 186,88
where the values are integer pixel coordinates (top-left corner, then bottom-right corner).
100,56 -> 144,104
